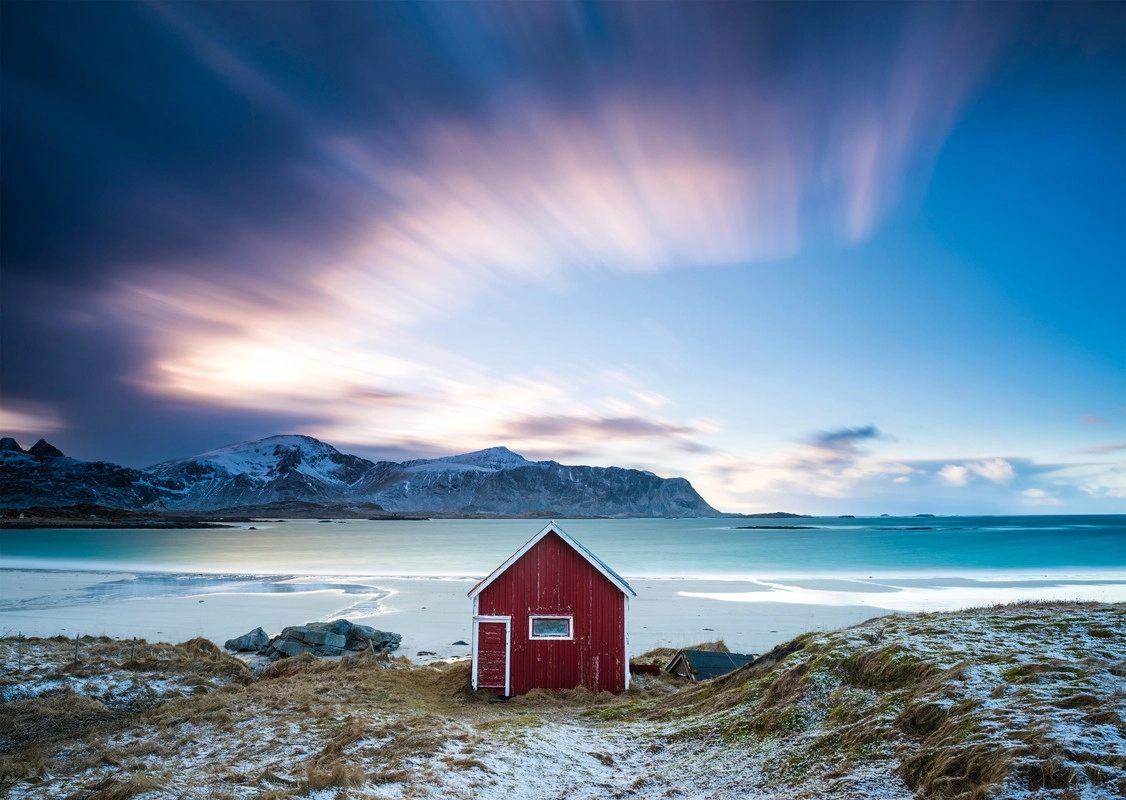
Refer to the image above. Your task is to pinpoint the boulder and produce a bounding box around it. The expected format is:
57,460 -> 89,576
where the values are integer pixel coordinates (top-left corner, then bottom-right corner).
224,626 -> 270,652
258,619 -> 401,662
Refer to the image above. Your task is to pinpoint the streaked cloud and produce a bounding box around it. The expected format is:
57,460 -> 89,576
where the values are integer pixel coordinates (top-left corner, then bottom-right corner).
504,414 -> 704,441
1076,441 -> 1126,455
0,403 -> 64,436
3,1 -> 1120,515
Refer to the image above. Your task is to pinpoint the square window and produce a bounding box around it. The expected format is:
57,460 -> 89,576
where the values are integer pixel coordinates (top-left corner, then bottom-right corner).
530,616 -> 571,639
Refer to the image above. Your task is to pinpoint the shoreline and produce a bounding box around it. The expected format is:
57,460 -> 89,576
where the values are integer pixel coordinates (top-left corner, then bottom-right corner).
4,566 -> 1125,662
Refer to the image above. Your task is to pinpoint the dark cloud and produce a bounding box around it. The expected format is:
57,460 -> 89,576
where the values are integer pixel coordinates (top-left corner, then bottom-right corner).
805,426 -> 883,464
811,425 -> 881,449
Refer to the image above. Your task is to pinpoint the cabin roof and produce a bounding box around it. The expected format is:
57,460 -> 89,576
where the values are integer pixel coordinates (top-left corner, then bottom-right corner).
468,521 -> 636,599
666,649 -> 756,681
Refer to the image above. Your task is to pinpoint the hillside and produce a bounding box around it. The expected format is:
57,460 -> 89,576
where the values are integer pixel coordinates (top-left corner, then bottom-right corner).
1,602 -> 1121,798
0,436 -> 719,518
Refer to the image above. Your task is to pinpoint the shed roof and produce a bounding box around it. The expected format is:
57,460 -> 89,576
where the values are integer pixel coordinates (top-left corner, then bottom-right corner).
666,649 -> 756,681
468,521 -> 636,599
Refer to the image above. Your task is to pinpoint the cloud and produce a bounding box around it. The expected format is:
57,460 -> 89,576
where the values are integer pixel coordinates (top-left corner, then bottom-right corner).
699,423 -> 916,503
0,403 -> 64,436
803,425 -> 883,465
504,414 -> 702,441
812,425 -> 881,449
1081,415 -> 1108,425
1076,441 -> 1126,455
0,1 -> 1026,474
1021,488 -> 1062,506
966,458 -> 1015,484
934,458 -> 1017,486
938,464 -> 970,486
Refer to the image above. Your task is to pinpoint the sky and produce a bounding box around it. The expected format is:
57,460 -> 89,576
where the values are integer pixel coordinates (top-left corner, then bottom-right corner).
1,1 -> 1123,515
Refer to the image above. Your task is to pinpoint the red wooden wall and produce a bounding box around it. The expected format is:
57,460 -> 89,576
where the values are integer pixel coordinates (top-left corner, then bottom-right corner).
476,531 -> 628,695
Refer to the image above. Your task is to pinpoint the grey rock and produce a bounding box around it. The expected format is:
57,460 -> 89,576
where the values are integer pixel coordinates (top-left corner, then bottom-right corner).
259,618 -> 401,662
302,629 -> 346,649
224,627 -> 270,652
272,639 -> 313,658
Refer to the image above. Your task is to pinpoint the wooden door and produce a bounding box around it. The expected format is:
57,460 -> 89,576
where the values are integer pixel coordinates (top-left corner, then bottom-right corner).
473,616 -> 510,695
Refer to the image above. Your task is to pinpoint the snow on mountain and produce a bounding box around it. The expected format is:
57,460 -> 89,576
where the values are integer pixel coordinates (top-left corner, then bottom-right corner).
150,435 -> 373,484
399,446 -> 539,473
147,435 -> 375,510
1,435 -> 720,517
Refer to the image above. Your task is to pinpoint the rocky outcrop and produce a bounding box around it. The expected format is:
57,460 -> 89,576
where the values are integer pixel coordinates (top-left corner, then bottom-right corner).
224,627 -> 270,652
0,441 -> 176,510
0,437 -> 25,453
27,439 -> 64,458
256,619 -> 401,662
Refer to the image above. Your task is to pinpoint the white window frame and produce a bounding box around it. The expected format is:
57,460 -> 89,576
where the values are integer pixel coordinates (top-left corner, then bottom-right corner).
529,614 -> 574,641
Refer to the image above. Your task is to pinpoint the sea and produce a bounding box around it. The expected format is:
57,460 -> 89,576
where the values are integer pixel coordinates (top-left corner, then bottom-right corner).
1,515 -> 1123,654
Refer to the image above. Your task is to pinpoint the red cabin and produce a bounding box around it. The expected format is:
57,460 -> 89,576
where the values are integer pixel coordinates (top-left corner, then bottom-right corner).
468,521 -> 636,696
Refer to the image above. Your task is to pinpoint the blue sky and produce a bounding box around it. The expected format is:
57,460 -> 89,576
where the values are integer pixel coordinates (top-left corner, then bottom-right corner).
1,1 -> 1122,514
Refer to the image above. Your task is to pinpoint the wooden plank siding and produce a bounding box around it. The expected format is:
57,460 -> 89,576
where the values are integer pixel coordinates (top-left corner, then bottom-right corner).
476,530 -> 628,695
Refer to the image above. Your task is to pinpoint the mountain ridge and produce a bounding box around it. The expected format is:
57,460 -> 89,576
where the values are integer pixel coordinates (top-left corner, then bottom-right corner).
0,435 -> 720,517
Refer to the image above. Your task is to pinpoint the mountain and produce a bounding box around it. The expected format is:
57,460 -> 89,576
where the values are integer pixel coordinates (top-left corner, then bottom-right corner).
0,436 -> 720,517
147,435 -> 376,510
357,446 -> 715,516
0,442 -> 177,510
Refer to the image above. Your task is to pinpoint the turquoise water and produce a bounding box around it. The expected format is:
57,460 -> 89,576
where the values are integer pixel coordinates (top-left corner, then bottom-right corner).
1,515 -> 1122,579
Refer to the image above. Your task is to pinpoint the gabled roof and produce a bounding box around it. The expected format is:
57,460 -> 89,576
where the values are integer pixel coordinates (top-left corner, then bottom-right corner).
468,521 -> 636,599
666,649 -> 756,681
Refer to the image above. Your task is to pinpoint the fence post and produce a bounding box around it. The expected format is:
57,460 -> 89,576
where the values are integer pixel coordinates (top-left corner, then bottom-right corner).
131,636 -> 137,663
17,632 -> 21,671
74,633 -> 80,665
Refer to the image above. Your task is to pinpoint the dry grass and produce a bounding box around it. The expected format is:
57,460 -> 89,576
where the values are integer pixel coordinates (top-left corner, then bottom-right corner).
2,603 -> 1123,799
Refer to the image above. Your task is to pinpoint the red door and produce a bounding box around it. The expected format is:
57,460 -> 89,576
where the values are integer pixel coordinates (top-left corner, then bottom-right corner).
474,617 -> 510,695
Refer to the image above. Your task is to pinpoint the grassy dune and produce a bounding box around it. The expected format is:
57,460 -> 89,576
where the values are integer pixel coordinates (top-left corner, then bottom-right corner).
1,602 -> 1122,799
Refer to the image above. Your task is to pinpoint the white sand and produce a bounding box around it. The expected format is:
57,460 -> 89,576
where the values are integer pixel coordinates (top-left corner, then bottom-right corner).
0,570 -> 890,660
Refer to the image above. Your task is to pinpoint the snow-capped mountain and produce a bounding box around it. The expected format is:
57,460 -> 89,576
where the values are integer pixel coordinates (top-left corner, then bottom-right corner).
147,435 -> 375,509
1,435 -> 720,517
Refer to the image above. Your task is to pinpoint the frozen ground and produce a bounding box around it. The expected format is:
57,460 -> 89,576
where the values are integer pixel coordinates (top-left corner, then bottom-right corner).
1,602 -> 1122,799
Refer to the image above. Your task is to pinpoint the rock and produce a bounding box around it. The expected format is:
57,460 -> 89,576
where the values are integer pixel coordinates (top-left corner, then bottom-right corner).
452,640 -> 469,646
28,439 -> 64,458
0,437 -> 24,453
302,629 -> 346,649
258,619 -> 401,662
272,639 -> 313,658
224,627 -> 270,652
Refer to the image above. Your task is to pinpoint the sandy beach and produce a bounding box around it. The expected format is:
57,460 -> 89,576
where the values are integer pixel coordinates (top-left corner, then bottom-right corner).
0,570 -> 899,660
5,567 -> 1124,661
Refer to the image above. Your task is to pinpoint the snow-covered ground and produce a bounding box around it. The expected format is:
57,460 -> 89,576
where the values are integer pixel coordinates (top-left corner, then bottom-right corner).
1,602 -> 1122,799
